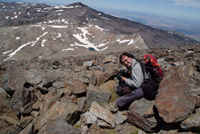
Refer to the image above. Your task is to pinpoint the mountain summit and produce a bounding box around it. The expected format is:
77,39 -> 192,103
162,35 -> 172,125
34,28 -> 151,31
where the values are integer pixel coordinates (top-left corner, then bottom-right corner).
0,2 -> 198,62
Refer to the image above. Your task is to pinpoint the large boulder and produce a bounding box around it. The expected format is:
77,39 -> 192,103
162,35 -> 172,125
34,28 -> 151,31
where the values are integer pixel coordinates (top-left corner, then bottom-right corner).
90,102 -> 115,128
2,66 -> 26,95
39,117 -> 81,134
10,87 -> 37,116
86,85 -> 111,105
180,108 -> 200,132
155,65 -> 197,123
127,98 -> 162,132
23,69 -> 47,88
34,90 -> 80,132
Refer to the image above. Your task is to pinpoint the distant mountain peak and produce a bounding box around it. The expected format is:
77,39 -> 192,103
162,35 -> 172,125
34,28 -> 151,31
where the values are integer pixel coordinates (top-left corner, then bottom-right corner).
68,2 -> 87,7
0,1 -> 199,62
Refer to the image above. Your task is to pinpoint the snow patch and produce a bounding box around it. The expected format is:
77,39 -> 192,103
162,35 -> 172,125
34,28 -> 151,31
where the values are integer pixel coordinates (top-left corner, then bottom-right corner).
94,25 -> 110,31
49,25 -> 68,28
128,39 -> 134,45
117,39 -> 130,44
4,42 -> 31,61
31,32 -> 48,46
98,41 -> 109,48
3,50 -> 13,55
135,46 -> 139,48
41,39 -> 47,47
56,9 -> 65,12
62,48 -> 74,51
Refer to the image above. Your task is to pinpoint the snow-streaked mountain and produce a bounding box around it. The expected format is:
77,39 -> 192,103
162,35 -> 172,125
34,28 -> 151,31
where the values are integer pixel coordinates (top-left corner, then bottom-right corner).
0,2 -> 198,62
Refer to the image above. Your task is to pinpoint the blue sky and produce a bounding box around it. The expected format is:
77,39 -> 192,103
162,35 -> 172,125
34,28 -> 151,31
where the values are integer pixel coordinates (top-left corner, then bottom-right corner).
1,0 -> 200,20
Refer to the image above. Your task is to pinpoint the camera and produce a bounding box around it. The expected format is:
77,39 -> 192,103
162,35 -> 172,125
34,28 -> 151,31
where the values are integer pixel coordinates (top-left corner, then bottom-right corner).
117,69 -> 130,80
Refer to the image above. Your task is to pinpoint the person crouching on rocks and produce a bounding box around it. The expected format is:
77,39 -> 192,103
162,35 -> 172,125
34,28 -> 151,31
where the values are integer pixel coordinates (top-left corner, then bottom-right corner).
113,52 -> 145,112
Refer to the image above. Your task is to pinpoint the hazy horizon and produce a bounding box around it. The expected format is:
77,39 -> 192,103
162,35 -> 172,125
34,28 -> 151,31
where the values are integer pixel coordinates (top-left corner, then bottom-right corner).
0,0 -> 200,21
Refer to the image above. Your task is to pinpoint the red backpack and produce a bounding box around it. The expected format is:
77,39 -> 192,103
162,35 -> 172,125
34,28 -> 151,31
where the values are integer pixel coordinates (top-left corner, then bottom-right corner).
142,54 -> 164,83
138,54 -> 164,100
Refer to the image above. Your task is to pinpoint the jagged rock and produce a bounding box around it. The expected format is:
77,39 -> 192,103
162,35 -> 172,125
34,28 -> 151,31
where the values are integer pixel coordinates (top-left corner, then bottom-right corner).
20,101 -> 34,114
99,80 -> 116,91
1,44 -> 200,134
34,93 -> 80,132
88,70 -> 102,78
115,111 -> 126,125
40,117 -> 81,134
0,104 -> 20,128
20,116 -> 33,128
96,119 -> 113,128
155,65 -> 197,123
77,97 -> 86,112
72,79 -> 88,95
97,64 -> 118,85
56,88 -> 71,96
2,66 -> 26,95
180,108 -> 200,132
74,65 -> 89,72
89,73 -> 97,86
0,124 -> 22,134
102,55 -> 117,63
115,124 -> 145,134
86,85 -> 111,105
97,72 -> 115,85
24,69 -> 47,87
0,88 -> 10,106
164,55 -> 175,62
127,98 -> 162,132
92,60 -> 98,66
85,125 -> 110,134
31,111 -> 39,118
83,60 -> 94,67
52,81 -> 64,89
19,122 -> 34,134
32,100 -> 43,111
90,102 -> 115,128
174,61 -> 185,67
10,87 -> 37,115
80,112 -> 97,125
157,58 -> 171,71
65,77 -> 88,95
34,90 -> 44,101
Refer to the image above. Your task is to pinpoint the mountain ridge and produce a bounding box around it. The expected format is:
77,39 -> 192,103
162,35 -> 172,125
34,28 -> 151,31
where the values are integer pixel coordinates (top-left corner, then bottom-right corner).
0,2 -> 199,62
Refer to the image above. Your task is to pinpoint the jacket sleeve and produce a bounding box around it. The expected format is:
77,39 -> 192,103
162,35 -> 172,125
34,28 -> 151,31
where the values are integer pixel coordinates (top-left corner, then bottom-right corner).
124,63 -> 144,88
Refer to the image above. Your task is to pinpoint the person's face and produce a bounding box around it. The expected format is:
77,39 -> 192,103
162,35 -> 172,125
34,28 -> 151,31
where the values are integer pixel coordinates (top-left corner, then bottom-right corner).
121,55 -> 132,68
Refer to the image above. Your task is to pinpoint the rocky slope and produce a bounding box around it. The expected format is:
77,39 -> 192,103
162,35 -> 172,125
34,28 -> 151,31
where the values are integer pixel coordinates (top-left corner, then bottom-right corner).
0,2 -> 199,62
1,44 -> 200,134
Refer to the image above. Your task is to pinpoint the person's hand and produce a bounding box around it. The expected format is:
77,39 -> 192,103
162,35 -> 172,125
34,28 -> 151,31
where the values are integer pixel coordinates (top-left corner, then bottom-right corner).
120,76 -> 127,81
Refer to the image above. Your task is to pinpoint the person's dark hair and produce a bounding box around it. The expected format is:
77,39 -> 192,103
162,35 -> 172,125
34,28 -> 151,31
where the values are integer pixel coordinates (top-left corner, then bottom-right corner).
119,52 -> 135,64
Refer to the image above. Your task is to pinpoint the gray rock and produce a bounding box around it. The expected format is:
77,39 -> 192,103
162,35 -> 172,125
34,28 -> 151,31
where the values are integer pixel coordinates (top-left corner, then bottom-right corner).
115,112 -> 126,125
86,85 -> 111,105
2,66 -> 26,95
39,117 -> 81,134
10,87 -> 37,115
89,73 -> 97,86
127,98 -> 160,132
24,69 -> 46,86
77,97 -> 86,112
90,102 -> 115,128
19,122 -> 34,134
80,112 -> 97,125
180,108 -> 200,132
83,60 -> 94,67
155,65 -> 197,123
